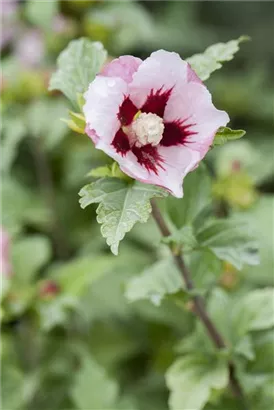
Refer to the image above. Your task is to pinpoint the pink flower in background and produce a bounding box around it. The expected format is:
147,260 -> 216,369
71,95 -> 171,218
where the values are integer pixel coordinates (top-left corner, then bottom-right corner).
83,51 -> 229,197
52,14 -> 74,35
14,29 -> 45,68
0,0 -> 18,49
0,229 -> 12,277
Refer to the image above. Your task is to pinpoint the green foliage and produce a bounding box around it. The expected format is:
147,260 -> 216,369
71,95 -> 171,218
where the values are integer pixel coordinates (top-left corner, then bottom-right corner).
71,354 -> 119,409
1,117 -> 26,174
26,99 -> 68,149
187,36 -> 249,80
48,255 -> 115,297
1,2 -> 274,410
162,225 -> 198,252
166,164 -> 211,228
61,111 -> 86,135
213,127 -> 246,146
234,288 -> 274,333
79,178 -> 167,255
11,236 -> 52,283
25,0 -> 58,30
166,354 -> 228,410
87,162 -> 130,180
49,38 -> 107,107
183,287 -> 274,359
1,365 -> 25,410
125,258 -> 183,306
237,195 -> 274,285
195,219 -> 259,269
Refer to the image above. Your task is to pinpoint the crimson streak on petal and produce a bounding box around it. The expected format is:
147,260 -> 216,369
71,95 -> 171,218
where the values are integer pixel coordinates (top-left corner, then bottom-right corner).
141,87 -> 173,118
118,97 -> 138,126
132,144 -> 165,174
161,119 -> 197,147
112,128 -> 130,156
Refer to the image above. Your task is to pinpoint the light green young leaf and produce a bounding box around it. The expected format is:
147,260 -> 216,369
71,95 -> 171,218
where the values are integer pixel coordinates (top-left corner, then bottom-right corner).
166,354 -> 228,410
187,36 -> 249,81
125,258 -> 182,306
162,225 -> 198,252
237,195 -> 274,285
87,162 -> 130,180
26,98 -> 68,149
1,365 -> 25,410
213,127 -> 246,146
1,177 -> 50,235
71,356 -> 119,409
196,219 -> 259,269
235,288 -> 274,333
166,164 -> 211,228
25,0 -> 58,30
1,117 -> 26,173
38,296 -> 79,331
190,250 -> 223,290
234,335 -> 255,361
48,255 -> 115,297
11,236 -> 52,283
49,38 -> 107,107
79,178 -> 167,255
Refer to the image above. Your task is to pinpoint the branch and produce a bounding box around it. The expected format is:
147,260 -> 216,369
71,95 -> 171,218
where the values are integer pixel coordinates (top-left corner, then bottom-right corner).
150,198 -> 248,408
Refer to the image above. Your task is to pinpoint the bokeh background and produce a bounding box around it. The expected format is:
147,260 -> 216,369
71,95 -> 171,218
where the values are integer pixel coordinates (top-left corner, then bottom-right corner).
1,1 -> 273,409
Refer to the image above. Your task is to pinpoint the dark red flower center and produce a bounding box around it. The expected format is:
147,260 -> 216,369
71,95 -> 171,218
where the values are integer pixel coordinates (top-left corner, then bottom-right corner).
111,86 -> 197,174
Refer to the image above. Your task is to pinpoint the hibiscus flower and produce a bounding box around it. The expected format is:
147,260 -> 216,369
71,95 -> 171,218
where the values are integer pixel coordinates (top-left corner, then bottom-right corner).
83,51 -> 229,197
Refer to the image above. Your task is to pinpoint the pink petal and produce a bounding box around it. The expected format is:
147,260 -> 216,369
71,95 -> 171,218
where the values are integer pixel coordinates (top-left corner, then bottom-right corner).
129,50 -> 188,109
83,75 -> 128,143
101,55 -> 142,84
85,126 -> 100,144
164,82 -> 229,157
94,139 -> 200,198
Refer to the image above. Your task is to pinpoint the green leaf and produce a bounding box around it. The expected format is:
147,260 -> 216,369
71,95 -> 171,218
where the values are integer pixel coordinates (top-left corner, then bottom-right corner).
38,296 -> 79,331
25,0 -> 58,30
197,288 -> 274,356
125,258 -> 183,306
166,164 -> 211,228
1,365 -> 24,410
236,195 -> 274,285
249,330 -> 274,373
71,355 -> 119,409
190,250 -> 223,290
49,38 -> 107,107
79,178 -> 167,255
87,162 -> 131,180
26,98 -> 68,149
1,117 -> 26,173
234,335 -> 255,361
11,236 -> 52,283
213,127 -> 246,147
1,177 -> 50,234
61,111 -> 86,135
166,354 -> 228,410
187,36 -> 249,81
196,219 -> 259,269
162,225 -> 198,252
48,255 -> 115,297
234,288 -> 274,333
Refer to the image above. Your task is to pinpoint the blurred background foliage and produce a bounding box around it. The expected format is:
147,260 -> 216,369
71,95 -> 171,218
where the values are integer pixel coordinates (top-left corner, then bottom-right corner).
1,1 -> 273,409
